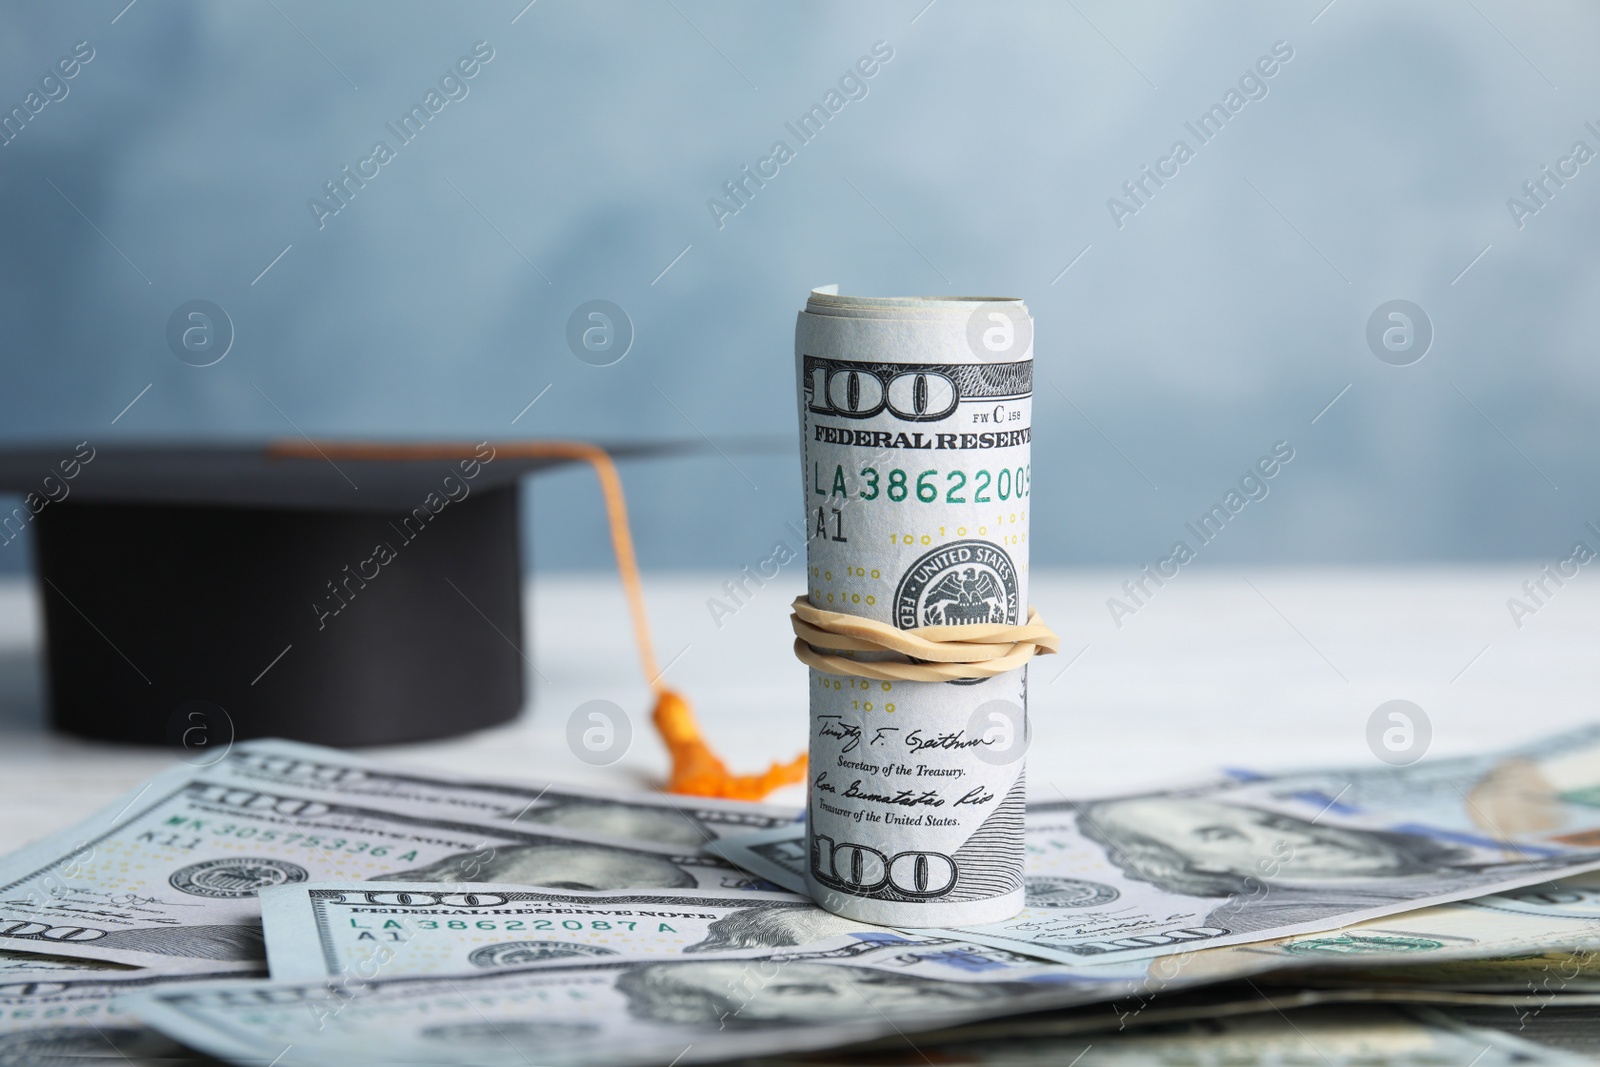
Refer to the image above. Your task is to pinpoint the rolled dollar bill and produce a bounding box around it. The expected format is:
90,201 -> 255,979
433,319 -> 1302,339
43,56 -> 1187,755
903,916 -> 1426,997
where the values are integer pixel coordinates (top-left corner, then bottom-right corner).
795,287 -> 1034,926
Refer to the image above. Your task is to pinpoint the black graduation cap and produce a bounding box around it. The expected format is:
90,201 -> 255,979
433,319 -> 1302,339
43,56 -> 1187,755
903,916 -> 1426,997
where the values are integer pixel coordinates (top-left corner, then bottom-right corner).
0,440 -> 684,748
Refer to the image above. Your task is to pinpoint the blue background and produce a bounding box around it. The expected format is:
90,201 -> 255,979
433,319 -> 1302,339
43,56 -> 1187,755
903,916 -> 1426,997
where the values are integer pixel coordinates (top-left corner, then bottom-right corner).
1,0 -> 1594,571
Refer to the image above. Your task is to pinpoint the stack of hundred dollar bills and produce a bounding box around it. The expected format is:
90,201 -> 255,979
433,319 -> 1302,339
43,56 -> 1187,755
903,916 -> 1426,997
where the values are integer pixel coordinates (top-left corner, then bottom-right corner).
7,733 -> 1600,1066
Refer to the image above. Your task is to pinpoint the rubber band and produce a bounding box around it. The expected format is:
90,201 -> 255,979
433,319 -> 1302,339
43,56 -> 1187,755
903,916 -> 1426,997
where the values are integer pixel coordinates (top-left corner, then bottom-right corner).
266,439 -> 806,800
790,595 -> 1059,682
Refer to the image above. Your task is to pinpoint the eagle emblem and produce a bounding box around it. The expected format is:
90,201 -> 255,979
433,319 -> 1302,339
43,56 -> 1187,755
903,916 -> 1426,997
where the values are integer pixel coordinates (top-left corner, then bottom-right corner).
894,540 -> 1020,630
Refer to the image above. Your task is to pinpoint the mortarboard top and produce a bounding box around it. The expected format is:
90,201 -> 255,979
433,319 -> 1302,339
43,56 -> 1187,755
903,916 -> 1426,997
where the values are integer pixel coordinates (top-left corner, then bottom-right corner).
0,439 -> 701,750
0,440 -> 682,510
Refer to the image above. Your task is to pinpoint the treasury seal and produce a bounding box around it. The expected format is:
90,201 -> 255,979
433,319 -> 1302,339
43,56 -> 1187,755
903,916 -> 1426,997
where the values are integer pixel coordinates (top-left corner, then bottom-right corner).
895,539 -> 1019,629
1025,876 -> 1119,908
168,857 -> 309,898
1282,934 -> 1444,956
468,941 -> 619,968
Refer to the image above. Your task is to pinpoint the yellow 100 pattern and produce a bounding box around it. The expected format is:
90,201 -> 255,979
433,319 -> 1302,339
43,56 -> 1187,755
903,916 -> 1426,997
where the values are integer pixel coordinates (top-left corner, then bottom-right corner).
815,673 -> 898,714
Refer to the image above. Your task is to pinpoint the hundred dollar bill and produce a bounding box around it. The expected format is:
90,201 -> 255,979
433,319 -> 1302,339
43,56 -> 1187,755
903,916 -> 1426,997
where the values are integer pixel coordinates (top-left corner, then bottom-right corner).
1259,875 -> 1600,991
0,970 -> 249,1067
0,948 -> 135,975
795,288 -> 1036,927
205,738 -> 800,848
0,764 -> 774,971
129,939 -> 1165,1067
1281,947 -> 1600,992
262,883 -> 891,980
1233,872 -> 1600,974
261,882 -> 1335,1000
1209,720 -> 1600,847
709,825 -> 1600,997
742,1005 -> 1586,1067
712,723 -> 1600,963
1430,1002 -> 1600,1060
1095,876 -> 1600,1012
802,985 -> 1600,1053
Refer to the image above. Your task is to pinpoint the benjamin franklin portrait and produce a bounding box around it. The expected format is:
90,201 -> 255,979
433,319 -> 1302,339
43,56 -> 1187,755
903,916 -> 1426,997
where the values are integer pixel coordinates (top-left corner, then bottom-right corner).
384,842 -> 696,890
520,803 -> 708,849
1074,796 -> 1474,933
684,905 -> 866,953
615,960 -> 1036,1027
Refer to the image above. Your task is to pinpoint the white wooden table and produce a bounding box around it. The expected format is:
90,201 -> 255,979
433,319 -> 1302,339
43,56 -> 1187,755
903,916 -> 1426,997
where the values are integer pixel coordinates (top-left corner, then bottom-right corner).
2,568 -> 1596,857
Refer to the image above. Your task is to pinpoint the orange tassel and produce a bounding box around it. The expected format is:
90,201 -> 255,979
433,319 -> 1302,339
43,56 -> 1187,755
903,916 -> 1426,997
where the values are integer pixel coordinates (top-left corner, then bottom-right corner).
652,689 -> 807,799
